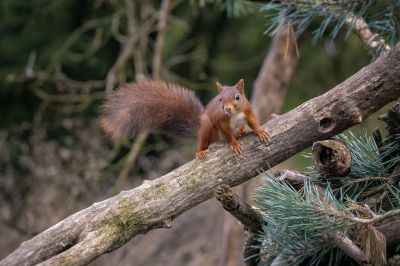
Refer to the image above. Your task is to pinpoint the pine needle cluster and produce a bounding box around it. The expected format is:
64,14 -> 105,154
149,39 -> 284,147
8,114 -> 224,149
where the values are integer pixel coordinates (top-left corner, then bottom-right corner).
254,131 -> 400,265
260,1 -> 400,56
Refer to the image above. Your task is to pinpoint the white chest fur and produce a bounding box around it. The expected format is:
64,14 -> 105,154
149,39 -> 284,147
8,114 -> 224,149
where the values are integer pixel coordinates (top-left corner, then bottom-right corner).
229,112 -> 246,131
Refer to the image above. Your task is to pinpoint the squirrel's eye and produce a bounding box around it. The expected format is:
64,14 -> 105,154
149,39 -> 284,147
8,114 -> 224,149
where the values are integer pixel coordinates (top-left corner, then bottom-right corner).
235,95 -> 240,101
219,98 -> 222,102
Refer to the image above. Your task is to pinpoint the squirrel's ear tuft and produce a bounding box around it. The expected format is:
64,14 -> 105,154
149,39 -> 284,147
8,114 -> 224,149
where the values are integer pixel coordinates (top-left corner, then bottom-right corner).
216,81 -> 224,93
236,79 -> 244,94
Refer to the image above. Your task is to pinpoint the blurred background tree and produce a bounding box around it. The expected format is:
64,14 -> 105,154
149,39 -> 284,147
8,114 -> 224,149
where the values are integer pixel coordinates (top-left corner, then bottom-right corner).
0,0 -> 389,265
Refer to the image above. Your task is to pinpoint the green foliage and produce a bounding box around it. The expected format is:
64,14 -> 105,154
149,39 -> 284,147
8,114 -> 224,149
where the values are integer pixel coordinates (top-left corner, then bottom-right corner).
326,132 -> 400,210
255,176 -> 350,265
255,130 -> 400,265
337,131 -> 400,177
260,0 -> 400,57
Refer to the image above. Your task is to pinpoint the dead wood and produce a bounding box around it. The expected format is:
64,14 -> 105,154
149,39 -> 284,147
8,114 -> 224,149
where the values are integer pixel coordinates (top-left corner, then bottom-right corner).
2,46 -> 400,266
312,139 -> 352,177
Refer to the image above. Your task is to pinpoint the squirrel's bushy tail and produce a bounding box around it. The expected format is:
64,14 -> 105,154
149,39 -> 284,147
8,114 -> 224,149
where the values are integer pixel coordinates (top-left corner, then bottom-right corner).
100,80 -> 204,139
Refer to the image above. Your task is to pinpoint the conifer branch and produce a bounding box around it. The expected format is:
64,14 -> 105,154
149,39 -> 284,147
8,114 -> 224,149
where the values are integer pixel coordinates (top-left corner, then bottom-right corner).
345,13 -> 391,52
257,0 -> 396,56
2,45 -> 400,266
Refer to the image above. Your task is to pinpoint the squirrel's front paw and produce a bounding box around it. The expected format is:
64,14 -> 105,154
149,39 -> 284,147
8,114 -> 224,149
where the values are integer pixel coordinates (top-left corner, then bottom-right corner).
196,150 -> 208,159
257,129 -> 271,143
230,141 -> 242,156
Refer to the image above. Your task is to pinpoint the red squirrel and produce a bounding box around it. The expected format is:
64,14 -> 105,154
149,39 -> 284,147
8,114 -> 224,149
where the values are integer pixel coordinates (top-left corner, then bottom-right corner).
100,79 -> 270,159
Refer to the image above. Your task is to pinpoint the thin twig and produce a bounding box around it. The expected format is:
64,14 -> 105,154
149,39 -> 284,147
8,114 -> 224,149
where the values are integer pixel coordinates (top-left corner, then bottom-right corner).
363,204 -> 378,219
152,0 -> 171,80
111,11 -> 127,43
274,170 -> 312,183
105,12 -> 157,91
125,0 -> 135,35
108,132 -> 148,196
362,184 -> 387,199
348,176 -> 389,184
348,209 -> 400,225
1,219 -> 33,237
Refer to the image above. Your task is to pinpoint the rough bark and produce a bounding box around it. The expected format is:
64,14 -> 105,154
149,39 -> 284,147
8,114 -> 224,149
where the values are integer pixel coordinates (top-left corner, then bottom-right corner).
215,185 -> 263,234
379,102 -> 400,137
2,46 -> 400,266
326,233 -> 369,265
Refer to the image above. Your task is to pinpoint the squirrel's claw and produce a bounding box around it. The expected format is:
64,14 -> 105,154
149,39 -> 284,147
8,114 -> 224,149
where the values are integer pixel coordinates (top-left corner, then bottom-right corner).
257,130 -> 271,143
196,150 -> 208,159
230,142 -> 242,156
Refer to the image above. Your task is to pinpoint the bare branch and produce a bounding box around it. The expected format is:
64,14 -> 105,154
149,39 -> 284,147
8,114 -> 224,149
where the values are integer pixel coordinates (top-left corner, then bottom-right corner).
274,169 -> 312,184
215,185 -> 263,234
2,45 -> 400,266
108,132 -> 148,196
327,233 -> 369,265
215,185 -> 263,266
105,5 -> 157,92
152,0 -> 172,80
346,209 -> 400,225
345,13 -> 390,52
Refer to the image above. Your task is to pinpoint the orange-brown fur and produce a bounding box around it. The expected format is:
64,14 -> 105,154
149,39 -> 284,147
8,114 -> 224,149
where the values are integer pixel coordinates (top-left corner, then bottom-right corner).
100,79 -> 270,159
196,79 -> 270,159
100,80 -> 203,139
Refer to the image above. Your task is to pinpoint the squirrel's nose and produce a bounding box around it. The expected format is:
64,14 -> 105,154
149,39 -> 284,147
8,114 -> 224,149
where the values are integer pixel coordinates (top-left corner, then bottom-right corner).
224,107 -> 232,114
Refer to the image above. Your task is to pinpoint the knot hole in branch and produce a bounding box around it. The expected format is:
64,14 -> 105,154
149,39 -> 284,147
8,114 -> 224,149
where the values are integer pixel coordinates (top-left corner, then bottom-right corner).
319,117 -> 335,133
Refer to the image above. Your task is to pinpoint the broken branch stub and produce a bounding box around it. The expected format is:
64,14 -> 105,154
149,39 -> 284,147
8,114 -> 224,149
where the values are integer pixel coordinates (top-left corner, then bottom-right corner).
312,139 -> 352,177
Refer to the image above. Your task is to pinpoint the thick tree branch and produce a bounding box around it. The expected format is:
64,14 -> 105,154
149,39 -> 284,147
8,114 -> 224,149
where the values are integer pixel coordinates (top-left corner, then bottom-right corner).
215,185 -> 263,234
2,46 -> 400,266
